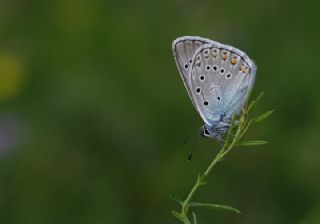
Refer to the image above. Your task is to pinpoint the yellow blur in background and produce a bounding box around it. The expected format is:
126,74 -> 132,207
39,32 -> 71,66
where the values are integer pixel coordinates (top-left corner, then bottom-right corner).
0,53 -> 25,102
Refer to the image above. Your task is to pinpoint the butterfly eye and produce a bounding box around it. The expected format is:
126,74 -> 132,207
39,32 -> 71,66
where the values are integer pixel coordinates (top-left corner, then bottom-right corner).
184,63 -> 189,69
204,129 -> 210,135
226,73 -> 232,79
206,65 -> 211,71
200,75 -> 205,81
196,88 -> 201,94
220,68 -> 225,74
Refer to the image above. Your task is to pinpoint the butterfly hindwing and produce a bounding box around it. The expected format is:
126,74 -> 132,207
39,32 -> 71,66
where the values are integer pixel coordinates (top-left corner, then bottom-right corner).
188,44 -> 256,125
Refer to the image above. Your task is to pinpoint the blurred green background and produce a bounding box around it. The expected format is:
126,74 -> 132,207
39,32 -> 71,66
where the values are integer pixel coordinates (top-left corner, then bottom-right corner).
1,0 -> 320,223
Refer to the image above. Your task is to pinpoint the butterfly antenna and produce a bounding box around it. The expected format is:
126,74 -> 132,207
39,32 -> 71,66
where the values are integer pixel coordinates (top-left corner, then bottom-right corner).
187,133 -> 199,161
187,151 -> 193,161
180,136 -> 191,147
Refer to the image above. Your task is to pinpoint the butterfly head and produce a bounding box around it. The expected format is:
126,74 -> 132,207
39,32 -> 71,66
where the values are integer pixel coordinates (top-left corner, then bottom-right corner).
200,124 -> 229,141
200,125 -> 214,138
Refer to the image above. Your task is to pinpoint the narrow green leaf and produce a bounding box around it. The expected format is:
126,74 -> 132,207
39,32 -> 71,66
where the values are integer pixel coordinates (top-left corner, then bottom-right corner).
237,113 -> 246,134
192,212 -> 197,224
199,181 -> 207,186
170,194 -> 183,205
172,210 -> 185,222
188,202 -> 241,214
237,140 -> 268,146
252,110 -> 274,123
225,113 -> 237,144
197,173 -> 201,182
239,119 -> 253,140
197,174 -> 207,185
248,91 -> 264,112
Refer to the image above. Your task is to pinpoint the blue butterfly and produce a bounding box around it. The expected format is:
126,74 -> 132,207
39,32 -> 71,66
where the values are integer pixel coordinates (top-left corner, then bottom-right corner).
172,36 -> 256,141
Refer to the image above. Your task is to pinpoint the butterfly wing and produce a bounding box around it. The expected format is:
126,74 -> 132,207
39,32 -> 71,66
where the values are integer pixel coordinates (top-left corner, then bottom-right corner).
172,36 -> 213,107
188,43 -> 256,126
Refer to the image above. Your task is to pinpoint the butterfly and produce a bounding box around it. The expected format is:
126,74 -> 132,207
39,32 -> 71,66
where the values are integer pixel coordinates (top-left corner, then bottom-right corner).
172,36 -> 256,141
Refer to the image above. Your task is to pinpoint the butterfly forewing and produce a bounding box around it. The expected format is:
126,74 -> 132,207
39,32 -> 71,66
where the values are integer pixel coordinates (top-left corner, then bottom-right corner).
172,36 -> 212,106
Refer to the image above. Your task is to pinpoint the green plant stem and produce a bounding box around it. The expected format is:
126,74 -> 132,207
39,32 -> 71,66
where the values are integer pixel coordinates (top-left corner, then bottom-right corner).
172,93 -> 271,223
178,115 -> 245,223
181,179 -> 202,215
179,152 -> 225,223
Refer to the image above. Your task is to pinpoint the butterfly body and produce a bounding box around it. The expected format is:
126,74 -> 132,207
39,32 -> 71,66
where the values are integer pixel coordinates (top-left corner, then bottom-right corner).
172,36 -> 256,141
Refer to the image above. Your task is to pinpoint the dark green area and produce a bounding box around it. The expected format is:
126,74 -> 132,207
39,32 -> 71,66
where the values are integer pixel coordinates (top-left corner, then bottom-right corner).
1,0 -> 320,223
